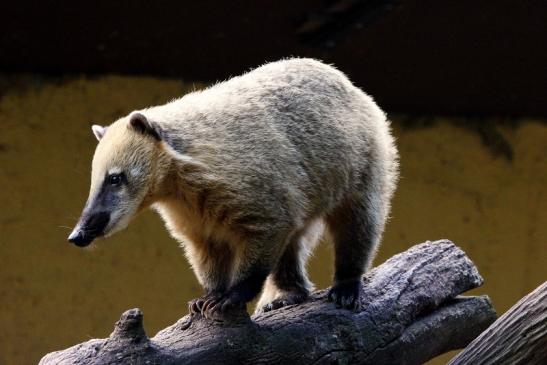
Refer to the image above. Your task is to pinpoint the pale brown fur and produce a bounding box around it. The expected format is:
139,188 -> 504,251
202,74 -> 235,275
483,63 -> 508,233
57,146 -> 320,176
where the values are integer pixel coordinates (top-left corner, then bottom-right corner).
71,58 -> 399,316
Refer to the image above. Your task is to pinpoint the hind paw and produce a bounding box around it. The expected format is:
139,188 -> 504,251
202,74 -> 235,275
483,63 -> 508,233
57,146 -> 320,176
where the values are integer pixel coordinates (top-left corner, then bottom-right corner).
327,279 -> 362,310
260,290 -> 309,313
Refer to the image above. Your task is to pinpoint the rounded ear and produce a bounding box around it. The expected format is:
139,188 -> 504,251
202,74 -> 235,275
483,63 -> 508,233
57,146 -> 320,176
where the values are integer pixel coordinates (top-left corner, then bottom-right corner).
129,113 -> 161,140
91,125 -> 107,141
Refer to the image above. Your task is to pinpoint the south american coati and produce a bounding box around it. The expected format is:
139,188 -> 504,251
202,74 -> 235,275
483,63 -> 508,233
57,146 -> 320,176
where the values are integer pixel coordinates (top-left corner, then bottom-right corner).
68,58 -> 399,316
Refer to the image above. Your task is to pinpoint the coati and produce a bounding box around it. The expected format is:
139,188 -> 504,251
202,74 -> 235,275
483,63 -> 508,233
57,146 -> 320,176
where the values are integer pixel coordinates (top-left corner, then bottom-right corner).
68,58 -> 399,317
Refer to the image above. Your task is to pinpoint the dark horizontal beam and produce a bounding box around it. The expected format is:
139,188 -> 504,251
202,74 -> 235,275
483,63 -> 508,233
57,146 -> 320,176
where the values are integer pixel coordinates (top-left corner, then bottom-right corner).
1,1 -> 546,117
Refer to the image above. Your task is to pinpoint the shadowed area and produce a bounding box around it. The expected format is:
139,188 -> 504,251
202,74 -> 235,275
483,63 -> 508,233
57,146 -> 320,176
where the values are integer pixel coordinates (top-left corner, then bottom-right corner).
1,1 -> 546,117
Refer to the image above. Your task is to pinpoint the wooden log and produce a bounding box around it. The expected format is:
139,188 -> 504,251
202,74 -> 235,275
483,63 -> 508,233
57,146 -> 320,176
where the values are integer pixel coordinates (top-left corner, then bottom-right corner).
449,281 -> 547,365
39,239 -> 497,365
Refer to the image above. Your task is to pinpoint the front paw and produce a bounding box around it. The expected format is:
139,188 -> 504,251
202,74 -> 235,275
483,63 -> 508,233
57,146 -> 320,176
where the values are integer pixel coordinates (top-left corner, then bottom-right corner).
200,291 -> 246,319
260,290 -> 308,313
327,279 -> 362,310
188,291 -> 222,315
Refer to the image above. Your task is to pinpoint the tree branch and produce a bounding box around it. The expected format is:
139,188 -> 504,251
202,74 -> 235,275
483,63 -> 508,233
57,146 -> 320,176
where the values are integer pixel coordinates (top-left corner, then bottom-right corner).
40,239 -> 497,365
449,281 -> 547,365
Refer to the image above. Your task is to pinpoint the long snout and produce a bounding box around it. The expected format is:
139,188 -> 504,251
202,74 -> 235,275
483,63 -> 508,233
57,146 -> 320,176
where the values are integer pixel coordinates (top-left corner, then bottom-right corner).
68,211 -> 110,247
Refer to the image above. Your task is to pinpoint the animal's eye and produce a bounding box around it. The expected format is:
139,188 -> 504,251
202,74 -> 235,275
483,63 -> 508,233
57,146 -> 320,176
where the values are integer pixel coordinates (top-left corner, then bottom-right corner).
108,174 -> 122,186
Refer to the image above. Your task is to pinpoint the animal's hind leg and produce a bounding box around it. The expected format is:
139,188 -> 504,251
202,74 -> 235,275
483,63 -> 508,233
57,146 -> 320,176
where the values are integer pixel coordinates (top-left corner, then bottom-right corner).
326,193 -> 385,310
255,221 -> 323,314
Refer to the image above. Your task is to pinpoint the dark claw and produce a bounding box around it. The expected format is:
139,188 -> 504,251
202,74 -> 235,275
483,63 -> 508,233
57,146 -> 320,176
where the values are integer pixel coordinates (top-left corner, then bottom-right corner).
188,291 -> 245,319
327,279 -> 362,311
201,299 -> 214,315
209,301 -> 221,314
188,298 -> 203,314
188,291 -> 223,316
201,293 -> 220,318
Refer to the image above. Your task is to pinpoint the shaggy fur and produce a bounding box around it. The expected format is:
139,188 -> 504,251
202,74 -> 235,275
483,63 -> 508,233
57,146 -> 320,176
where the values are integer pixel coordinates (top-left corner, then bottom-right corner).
72,58 -> 399,317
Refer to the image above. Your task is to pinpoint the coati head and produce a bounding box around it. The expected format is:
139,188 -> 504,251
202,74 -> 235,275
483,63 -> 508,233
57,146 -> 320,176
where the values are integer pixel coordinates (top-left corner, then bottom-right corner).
68,113 -> 167,247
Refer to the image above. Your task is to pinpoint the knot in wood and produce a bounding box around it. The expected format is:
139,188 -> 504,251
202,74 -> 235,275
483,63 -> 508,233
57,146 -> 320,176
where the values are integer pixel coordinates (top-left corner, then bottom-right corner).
112,308 -> 147,342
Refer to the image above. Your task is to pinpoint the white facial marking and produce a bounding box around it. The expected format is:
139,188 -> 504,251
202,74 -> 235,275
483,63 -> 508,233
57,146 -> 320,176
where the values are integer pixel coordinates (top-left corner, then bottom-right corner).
104,207 -> 133,237
108,167 -> 122,175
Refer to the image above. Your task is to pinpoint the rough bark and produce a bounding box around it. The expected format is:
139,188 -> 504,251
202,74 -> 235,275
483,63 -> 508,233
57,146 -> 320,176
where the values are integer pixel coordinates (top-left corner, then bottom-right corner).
449,281 -> 547,365
40,239 -> 497,365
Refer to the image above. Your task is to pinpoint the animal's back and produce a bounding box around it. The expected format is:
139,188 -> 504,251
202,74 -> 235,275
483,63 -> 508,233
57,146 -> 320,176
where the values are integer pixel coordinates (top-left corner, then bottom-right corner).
144,58 -> 394,222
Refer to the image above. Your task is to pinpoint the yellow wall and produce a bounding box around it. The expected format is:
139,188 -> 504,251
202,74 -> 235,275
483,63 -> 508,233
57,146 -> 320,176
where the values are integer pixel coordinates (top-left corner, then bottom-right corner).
0,76 -> 545,365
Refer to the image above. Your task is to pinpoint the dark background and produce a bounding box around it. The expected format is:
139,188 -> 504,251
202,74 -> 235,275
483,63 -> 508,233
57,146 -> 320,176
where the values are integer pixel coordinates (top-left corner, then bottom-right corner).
2,0 -> 546,117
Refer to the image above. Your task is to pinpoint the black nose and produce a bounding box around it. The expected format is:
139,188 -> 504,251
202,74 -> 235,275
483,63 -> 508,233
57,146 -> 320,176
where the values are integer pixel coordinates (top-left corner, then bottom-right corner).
68,230 -> 93,247
68,212 -> 109,247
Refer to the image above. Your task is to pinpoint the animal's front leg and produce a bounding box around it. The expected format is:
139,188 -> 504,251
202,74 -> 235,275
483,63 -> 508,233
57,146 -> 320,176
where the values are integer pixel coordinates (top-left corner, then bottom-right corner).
202,236 -> 279,318
197,226 -> 288,318
201,262 -> 270,317
187,239 -> 233,315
